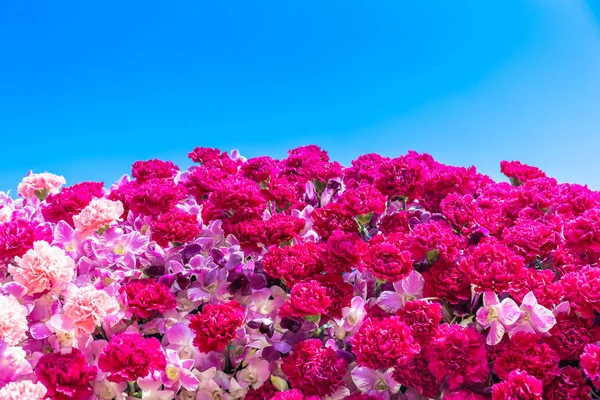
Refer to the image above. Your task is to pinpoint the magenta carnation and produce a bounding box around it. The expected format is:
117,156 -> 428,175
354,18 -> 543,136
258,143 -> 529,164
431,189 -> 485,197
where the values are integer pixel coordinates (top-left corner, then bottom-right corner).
150,208 -> 200,246
35,348 -> 97,400
120,279 -> 178,320
491,369 -> 543,400
189,301 -> 245,353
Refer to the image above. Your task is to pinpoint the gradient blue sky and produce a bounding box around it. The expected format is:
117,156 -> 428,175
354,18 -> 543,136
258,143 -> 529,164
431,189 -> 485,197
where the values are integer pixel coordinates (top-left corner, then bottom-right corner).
1,1 -> 600,192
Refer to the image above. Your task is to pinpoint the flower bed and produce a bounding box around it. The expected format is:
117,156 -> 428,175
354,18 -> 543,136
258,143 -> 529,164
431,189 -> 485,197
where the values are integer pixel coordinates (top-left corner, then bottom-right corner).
0,146 -> 599,399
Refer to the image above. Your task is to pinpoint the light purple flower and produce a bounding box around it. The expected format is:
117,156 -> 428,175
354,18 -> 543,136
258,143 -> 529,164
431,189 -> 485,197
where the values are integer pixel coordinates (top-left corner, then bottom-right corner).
476,291 -> 520,346
236,354 -> 271,389
0,340 -> 33,386
509,291 -> 556,337
377,270 -> 424,313
351,367 -> 401,399
163,349 -> 200,391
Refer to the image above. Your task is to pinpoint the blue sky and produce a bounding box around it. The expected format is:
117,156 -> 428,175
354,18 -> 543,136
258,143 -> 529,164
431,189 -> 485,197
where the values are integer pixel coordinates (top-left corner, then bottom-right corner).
1,1 -> 600,192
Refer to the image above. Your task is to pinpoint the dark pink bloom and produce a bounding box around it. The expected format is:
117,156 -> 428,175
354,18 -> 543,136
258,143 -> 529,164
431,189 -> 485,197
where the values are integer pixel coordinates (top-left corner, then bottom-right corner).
320,230 -> 368,273
281,339 -> 346,397
131,159 -> 179,182
189,301 -> 245,353
545,367 -> 592,400
426,324 -> 489,390
500,160 -> 546,185
261,242 -> 324,286
562,265 -> 600,318
581,343 -> 600,389
151,208 -> 200,246
491,369 -> 543,400
311,203 -> 357,238
98,333 -> 166,382
351,316 -> 420,370
339,184 -> 386,216
279,280 -> 331,319
0,219 -> 52,261
42,181 -> 104,226
396,300 -> 442,346
35,348 -> 97,400
120,279 -> 178,320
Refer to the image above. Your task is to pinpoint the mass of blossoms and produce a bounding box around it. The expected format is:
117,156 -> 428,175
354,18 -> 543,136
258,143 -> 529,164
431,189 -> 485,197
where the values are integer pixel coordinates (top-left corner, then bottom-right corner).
0,146 -> 599,400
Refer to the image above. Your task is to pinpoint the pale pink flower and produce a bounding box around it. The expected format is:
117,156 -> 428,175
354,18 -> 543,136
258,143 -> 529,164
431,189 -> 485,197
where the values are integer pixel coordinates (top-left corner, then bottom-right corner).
476,291 -> 520,346
236,353 -> 270,389
0,295 -> 28,346
351,366 -> 401,399
0,380 -> 47,400
336,296 -> 367,336
62,285 -> 120,336
17,172 -> 65,201
73,198 -> 124,237
509,291 -> 556,337
0,341 -> 33,385
163,349 -> 200,392
10,241 -> 75,295
377,270 -> 424,313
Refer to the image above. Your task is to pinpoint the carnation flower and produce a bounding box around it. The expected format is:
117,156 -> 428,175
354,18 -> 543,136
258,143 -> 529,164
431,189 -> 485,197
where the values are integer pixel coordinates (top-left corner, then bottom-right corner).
493,332 -> 560,385
0,295 -> 28,346
545,311 -> 600,360
407,220 -> 465,263
240,156 -> 279,183
98,333 -> 166,383
365,239 -> 413,282
313,273 -> 354,319
209,177 -> 266,215
423,258 -> 471,304
10,241 -> 75,295
262,214 -> 305,246
343,153 -> 388,189
281,339 -> 346,397
564,208 -> 600,257
0,380 -> 47,400
245,381 -> 278,400
443,389 -> 487,400
562,265 -> 600,318
151,208 -> 200,246
114,178 -> 186,216
351,316 -> 420,370
42,181 -> 105,226
460,240 -> 526,293
392,353 -> 440,398
271,389 -> 309,400
375,153 -> 428,200
0,219 -> 53,261
339,184 -> 387,216
581,343 -> 600,389
189,301 -> 245,353
500,160 -> 546,185
545,367 -> 593,400
426,324 -> 489,390
73,198 -> 124,237
131,159 -> 179,182
396,300 -> 442,346
320,230 -> 367,273
17,172 -> 65,200
491,369 -> 543,400
62,285 -> 120,336
261,242 -> 323,286
279,280 -> 331,319
311,203 -> 357,238
120,279 -> 178,320
35,348 -> 97,400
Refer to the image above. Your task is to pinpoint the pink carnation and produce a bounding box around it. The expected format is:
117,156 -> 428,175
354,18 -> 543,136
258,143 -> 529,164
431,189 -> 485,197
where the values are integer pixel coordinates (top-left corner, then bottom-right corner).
281,339 -> 346,397
42,181 -> 105,226
545,367 -> 593,400
63,285 -> 120,336
35,347 -> 97,400
365,239 -> 413,282
131,159 -> 179,182
0,295 -> 28,346
280,280 -> 331,319
73,198 -> 124,237
151,208 -> 200,246
17,172 -> 65,200
261,242 -> 324,286
189,301 -> 245,353
351,316 -> 420,370
0,219 -> 53,261
581,343 -> 600,389
562,265 -> 600,318
98,333 -> 166,383
10,241 -> 75,295
491,369 -> 543,400
339,184 -> 387,216
426,324 -> 489,390
0,380 -> 47,400
500,160 -> 546,185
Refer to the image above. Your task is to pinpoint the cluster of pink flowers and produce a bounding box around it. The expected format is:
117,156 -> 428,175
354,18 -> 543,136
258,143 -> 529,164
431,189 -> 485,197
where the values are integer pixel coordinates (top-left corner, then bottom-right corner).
0,148 -> 599,399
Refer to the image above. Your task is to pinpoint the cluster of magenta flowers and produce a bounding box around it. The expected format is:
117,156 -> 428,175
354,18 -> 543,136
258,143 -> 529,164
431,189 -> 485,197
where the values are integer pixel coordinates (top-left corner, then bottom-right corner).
0,146 -> 600,400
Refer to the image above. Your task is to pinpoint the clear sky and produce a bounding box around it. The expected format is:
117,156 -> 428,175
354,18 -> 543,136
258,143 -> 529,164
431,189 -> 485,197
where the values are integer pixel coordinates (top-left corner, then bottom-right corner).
1,1 -> 600,192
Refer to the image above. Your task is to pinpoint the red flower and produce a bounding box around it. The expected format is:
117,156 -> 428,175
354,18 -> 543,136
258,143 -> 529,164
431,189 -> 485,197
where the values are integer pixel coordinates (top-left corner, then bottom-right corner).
545,312 -> 600,360
378,210 -> 411,235
365,240 -> 413,282
42,181 -> 104,226
151,208 -> 200,246
393,353 -> 441,398
281,339 -> 346,397
423,258 -> 471,304
245,381 -> 278,400
209,177 -> 266,215
313,273 -> 354,320
98,333 -> 166,382
581,343 -> 600,389
184,165 -> 232,202
132,159 -> 179,182
396,300 -> 442,346
407,221 -> 465,263
279,280 -> 331,319
240,156 -> 279,183
0,219 -> 52,261
493,332 -> 560,385
338,184 -> 386,216
491,369 -> 543,400
189,301 -> 245,353
426,324 -> 489,390
261,242 -> 324,286
460,240 -> 526,293
500,160 -> 546,185
320,230 -> 367,273
311,203 -> 357,239
562,266 -> 600,318
351,316 -> 420,370
545,367 -> 592,400
262,214 -> 305,246
120,279 -> 178,320
35,348 -> 97,400
375,153 -> 429,200
111,178 -> 186,217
